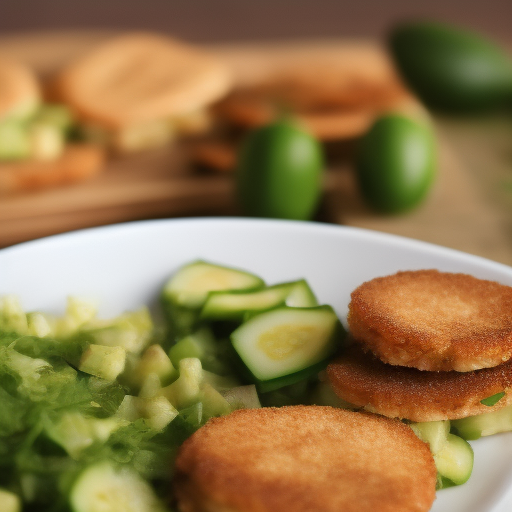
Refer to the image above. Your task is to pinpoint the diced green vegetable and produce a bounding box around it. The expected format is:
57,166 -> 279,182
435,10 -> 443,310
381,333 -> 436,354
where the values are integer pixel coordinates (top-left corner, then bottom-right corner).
129,344 -> 177,389
480,391 -> 505,407
169,328 -> 231,375
79,344 -> 126,381
452,404 -> 512,440
231,305 -> 342,383
221,385 -> 261,409
160,357 -> 203,409
0,120 -> 31,161
80,307 -> 153,355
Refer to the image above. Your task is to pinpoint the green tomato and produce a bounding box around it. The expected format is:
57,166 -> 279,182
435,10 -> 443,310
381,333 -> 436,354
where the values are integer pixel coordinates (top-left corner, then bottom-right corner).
236,121 -> 324,220
356,115 -> 436,214
390,21 -> 512,112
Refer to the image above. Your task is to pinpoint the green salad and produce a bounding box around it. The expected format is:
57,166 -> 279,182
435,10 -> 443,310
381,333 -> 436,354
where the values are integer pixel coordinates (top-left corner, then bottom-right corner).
0,261 -> 346,512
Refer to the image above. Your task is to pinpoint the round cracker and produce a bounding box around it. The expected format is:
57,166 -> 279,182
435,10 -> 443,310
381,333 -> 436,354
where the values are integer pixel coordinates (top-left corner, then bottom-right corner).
348,269 -> 512,372
55,33 -> 232,128
174,406 -> 436,512
214,67 -> 417,140
0,143 -> 105,195
0,56 -> 40,119
327,345 -> 512,422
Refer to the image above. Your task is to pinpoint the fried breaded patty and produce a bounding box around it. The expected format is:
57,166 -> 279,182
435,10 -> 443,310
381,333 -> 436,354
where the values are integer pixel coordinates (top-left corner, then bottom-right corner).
327,345 -> 512,422
174,406 -> 436,512
348,269 -> 512,372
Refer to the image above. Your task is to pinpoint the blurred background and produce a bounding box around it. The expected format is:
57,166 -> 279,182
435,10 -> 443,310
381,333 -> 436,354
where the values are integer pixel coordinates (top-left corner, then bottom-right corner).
2,0 -> 511,43
1,0 -> 512,264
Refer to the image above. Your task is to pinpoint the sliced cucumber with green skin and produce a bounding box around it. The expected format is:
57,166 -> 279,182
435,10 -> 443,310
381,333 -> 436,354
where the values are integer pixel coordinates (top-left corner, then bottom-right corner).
69,461 -> 167,512
410,420 -> 451,455
433,433 -> 474,486
231,305 -> 342,383
452,404 -> 512,440
162,261 -> 265,309
200,279 -> 318,321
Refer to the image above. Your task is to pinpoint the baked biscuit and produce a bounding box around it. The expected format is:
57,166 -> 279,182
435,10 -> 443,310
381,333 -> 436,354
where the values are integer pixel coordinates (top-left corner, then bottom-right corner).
214,65 -> 419,141
348,270 -> 512,372
0,55 -> 40,120
174,406 -> 436,512
55,33 -> 232,133
0,143 -> 105,194
327,345 -> 512,422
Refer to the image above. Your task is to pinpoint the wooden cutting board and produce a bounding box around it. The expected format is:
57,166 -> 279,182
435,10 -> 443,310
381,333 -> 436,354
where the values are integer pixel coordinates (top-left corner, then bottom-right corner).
1,31 -> 511,267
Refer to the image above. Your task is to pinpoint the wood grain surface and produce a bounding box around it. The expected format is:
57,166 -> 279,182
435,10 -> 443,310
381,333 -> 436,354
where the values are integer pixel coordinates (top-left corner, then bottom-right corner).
1,31 -> 511,267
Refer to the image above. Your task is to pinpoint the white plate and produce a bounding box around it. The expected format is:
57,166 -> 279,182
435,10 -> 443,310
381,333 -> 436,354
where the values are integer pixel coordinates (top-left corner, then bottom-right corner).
1,217 -> 512,512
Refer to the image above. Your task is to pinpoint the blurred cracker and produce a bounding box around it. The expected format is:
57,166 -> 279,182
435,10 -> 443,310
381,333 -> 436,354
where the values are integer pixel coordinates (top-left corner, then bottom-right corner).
0,143 -> 105,195
54,32 -> 233,129
214,60 -> 422,140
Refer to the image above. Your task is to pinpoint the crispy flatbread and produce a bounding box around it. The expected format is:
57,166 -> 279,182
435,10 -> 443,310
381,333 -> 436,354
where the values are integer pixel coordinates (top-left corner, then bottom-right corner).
348,269 -> 512,372
174,406 -> 436,512
327,345 -> 512,422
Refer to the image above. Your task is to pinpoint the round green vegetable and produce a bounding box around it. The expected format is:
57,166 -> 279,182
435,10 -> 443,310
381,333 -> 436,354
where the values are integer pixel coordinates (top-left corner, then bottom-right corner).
390,21 -> 512,112
236,120 -> 324,220
356,115 -> 436,213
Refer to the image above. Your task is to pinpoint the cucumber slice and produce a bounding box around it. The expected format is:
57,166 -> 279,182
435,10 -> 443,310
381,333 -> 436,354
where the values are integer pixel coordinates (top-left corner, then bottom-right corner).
410,420 -> 450,455
200,279 -> 317,321
0,489 -> 20,512
231,305 -> 341,382
433,433 -> 474,486
452,404 -> 512,440
69,461 -> 167,512
162,261 -> 265,309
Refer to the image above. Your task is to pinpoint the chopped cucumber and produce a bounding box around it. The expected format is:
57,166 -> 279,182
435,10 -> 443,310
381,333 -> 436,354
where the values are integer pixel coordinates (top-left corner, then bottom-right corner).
0,489 -> 20,512
160,357 -> 203,409
130,344 -> 177,389
231,305 -> 341,382
201,383 -> 231,420
0,295 -> 29,333
0,120 -> 31,161
81,307 -> 153,355
452,404 -> 512,440
79,344 -> 126,381
162,260 -> 265,309
410,420 -> 451,455
200,279 -> 318,321
433,433 -> 474,486
69,461 -> 167,512
221,385 -> 262,409
44,412 -> 124,459
169,328 -> 231,375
